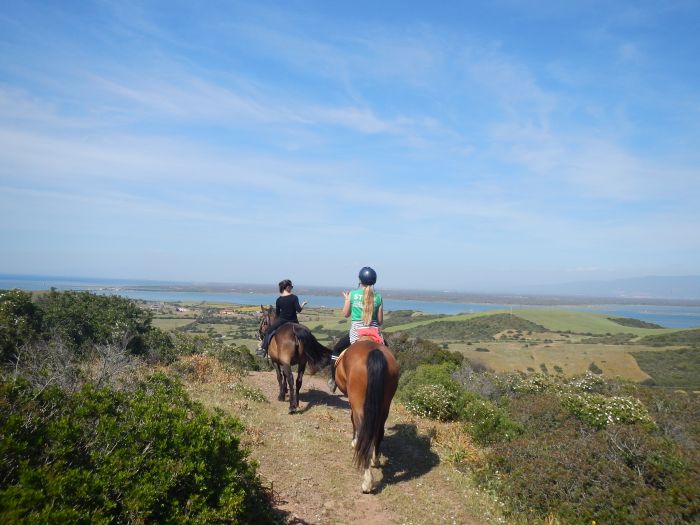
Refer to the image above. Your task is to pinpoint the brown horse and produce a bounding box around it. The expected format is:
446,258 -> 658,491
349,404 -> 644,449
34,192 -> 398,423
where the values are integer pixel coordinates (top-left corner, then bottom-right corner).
258,305 -> 332,413
334,339 -> 399,493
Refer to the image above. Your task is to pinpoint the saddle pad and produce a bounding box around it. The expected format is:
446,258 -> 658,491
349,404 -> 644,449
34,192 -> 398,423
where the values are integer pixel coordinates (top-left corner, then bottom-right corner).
356,327 -> 384,344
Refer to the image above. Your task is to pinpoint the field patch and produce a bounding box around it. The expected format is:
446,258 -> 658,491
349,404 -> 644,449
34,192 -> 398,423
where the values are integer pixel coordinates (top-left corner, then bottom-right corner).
512,308 -> 674,336
387,313 -> 546,340
449,341 -> 677,381
632,347 -> 700,389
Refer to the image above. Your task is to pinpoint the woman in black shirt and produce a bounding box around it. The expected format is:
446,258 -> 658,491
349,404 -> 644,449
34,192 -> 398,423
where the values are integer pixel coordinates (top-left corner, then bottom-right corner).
258,279 -> 307,356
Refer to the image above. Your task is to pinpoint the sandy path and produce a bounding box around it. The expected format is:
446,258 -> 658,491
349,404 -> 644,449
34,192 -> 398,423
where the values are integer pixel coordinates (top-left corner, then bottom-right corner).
231,370 -> 490,525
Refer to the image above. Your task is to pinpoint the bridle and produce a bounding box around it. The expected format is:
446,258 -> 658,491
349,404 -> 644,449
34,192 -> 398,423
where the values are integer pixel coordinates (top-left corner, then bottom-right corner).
258,306 -> 272,341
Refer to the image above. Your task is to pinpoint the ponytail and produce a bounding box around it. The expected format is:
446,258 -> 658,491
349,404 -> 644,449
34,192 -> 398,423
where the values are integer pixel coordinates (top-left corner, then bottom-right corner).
362,286 -> 375,325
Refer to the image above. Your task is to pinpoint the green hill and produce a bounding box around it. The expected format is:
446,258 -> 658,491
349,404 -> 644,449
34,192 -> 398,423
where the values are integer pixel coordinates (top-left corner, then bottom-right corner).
509,309 -> 675,336
386,313 -> 546,341
638,328 -> 700,347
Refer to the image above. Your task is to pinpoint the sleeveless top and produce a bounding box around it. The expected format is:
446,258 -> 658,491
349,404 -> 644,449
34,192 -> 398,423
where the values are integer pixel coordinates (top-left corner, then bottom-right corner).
348,288 -> 382,343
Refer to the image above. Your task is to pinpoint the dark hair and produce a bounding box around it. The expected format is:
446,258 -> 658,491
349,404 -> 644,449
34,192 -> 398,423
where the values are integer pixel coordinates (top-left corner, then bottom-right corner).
278,279 -> 293,293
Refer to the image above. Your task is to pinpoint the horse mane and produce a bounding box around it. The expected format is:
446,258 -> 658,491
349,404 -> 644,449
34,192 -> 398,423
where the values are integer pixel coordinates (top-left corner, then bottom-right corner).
292,325 -> 331,369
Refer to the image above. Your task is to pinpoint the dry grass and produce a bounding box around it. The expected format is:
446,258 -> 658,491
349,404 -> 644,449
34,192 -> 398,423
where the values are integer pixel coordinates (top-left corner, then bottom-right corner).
172,360 -> 506,525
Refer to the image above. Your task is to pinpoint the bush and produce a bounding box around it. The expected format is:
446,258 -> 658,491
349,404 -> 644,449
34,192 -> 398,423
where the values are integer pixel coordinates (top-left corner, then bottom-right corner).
0,374 -> 275,523
461,398 -> 524,445
404,383 -> 462,421
389,333 -> 464,373
399,362 -> 467,421
36,290 -> 154,355
561,393 -> 655,430
0,290 -> 41,365
478,423 -> 699,524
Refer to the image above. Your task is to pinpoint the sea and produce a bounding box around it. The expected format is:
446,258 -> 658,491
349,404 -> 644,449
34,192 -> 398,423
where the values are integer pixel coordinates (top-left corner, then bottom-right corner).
2,275 -> 700,329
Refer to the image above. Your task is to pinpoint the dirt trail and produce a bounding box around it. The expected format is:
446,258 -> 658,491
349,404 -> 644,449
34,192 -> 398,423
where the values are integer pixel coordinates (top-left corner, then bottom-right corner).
225,370 -> 492,525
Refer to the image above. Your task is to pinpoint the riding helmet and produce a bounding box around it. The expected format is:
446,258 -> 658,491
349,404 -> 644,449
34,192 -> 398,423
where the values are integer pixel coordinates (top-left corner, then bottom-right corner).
358,266 -> 377,285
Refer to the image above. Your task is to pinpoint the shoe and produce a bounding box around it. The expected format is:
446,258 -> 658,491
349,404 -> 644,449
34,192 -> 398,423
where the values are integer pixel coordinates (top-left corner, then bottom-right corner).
327,377 -> 337,393
255,343 -> 266,358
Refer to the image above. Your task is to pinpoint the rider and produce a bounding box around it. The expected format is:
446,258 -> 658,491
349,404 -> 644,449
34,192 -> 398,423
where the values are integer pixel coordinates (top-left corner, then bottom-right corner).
328,266 -> 384,392
257,279 -> 308,357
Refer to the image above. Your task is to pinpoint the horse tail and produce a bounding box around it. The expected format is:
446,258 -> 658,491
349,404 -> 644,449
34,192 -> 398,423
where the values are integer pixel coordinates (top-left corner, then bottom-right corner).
354,348 -> 387,469
292,325 -> 332,369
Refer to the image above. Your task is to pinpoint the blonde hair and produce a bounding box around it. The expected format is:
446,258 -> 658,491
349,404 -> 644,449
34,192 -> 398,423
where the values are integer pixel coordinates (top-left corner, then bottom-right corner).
362,285 -> 375,325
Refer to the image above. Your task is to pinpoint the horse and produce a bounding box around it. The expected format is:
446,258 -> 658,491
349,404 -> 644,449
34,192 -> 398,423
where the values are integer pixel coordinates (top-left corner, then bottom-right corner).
258,305 -> 332,413
333,338 -> 399,493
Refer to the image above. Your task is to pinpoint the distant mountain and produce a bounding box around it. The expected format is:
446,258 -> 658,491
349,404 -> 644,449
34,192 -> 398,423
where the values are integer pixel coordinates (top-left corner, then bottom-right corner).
530,276 -> 700,301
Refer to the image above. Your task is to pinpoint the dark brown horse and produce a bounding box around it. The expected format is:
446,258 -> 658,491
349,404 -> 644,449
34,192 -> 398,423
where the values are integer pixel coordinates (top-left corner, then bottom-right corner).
334,339 -> 399,493
258,305 -> 332,413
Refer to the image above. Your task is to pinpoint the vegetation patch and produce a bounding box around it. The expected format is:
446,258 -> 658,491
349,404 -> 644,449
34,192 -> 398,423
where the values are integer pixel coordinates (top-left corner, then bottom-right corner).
639,328 -> 700,347
608,316 -> 664,329
398,313 -> 546,341
579,332 -> 636,344
0,374 -> 275,524
632,347 -> 700,389
389,333 -> 464,373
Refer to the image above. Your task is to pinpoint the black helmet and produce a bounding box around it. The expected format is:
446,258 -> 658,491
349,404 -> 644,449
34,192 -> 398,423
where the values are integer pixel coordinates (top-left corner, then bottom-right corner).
358,266 -> 377,285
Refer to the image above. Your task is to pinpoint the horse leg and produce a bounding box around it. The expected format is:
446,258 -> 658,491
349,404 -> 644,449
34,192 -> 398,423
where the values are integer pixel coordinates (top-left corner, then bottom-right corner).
362,465 -> 374,494
282,364 -> 295,413
350,410 -> 360,449
293,362 -> 306,411
372,426 -> 384,467
272,362 -> 285,401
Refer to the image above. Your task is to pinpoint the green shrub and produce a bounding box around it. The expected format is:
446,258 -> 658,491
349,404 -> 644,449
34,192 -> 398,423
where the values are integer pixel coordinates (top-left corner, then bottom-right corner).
461,398 -> 524,445
216,344 -> 261,372
390,334 -> 464,373
1,289 -> 42,365
561,392 -> 655,430
404,383 -> 462,421
36,290 -> 153,355
0,374 -> 275,523
399,362 -> 468,421
142,326 -> 177,364
479,423 -> 699,524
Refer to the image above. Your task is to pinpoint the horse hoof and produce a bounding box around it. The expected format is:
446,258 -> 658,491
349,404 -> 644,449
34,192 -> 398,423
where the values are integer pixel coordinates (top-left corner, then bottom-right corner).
362,469 -> 373,493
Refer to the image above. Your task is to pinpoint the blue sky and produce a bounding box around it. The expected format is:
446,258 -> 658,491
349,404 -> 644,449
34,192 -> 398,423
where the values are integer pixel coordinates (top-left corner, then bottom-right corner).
1,1 -> 699,292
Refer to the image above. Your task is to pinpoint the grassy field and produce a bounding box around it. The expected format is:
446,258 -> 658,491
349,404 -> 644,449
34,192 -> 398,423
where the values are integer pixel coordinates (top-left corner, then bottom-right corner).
449,341 -> 682,381
149,301 -> 698,386
511,308 -> 676,336
151,318 -> 196,330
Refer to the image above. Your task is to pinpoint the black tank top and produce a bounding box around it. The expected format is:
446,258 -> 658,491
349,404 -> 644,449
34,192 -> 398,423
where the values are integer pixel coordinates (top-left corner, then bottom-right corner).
276,294 -> 301,323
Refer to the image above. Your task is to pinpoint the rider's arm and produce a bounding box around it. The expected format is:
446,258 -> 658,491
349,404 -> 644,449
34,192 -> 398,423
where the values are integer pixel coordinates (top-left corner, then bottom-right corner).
376,303 -> 384,325
342,291 -> 351,318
